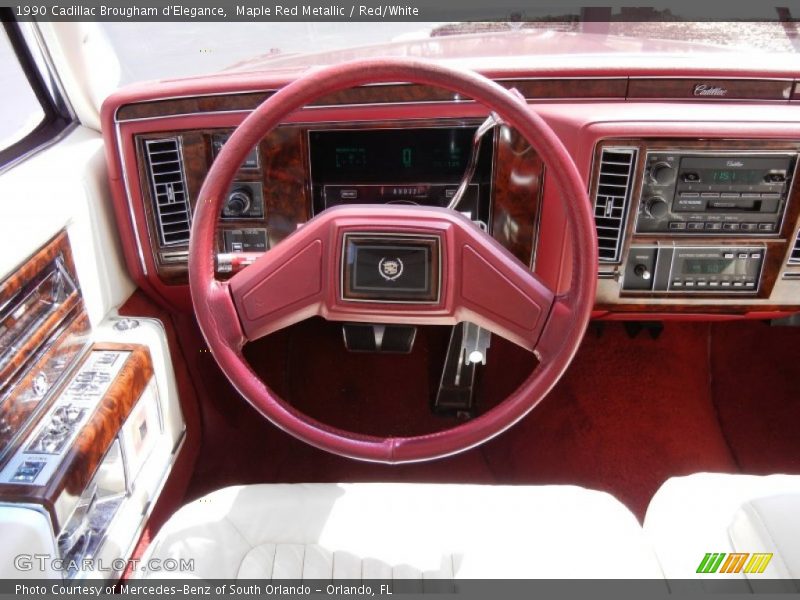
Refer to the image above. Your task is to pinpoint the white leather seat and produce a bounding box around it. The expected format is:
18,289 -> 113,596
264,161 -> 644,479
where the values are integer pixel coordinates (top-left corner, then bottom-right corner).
140,483 -> 663,580
644,473 -> 800,591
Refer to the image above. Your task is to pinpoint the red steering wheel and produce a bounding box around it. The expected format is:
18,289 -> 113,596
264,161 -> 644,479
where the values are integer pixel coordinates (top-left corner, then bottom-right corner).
189,59 -> 597,463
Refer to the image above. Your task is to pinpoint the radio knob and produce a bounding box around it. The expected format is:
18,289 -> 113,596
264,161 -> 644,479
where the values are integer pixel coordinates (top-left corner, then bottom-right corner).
645,196 -> 669,219
634,264 -> 652,281
225,189 -> 252,217
650,162 -> 675,185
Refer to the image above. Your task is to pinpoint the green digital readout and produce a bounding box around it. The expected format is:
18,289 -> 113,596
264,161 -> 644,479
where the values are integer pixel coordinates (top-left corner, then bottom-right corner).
334,146 -> 367,169
311,128 -> 478,183
402,147 -> 412,168
706,169 -> 765,184
683,259 -> 735,275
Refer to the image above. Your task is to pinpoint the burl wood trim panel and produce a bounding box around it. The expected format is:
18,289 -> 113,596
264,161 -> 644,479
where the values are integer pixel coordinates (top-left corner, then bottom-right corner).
0,231 -> 83,396
627,78 -> 792,101
491,125 -> 544,266
136,126 -> 311,285
0,312 -> 91,458
116,91 -> 274,121
593,138 -> 800,313
115,78 -> 628,121
0,344 -> 154,528
135,118 -> 543,285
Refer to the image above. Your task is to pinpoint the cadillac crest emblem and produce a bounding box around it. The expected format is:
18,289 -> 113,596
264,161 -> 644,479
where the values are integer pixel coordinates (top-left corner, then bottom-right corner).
378,257 -> 404,281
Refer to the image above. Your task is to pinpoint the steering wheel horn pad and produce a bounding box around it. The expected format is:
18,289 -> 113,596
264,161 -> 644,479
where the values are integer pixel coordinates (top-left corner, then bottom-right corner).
189,58 -> 597,463
229,205 -> 554,351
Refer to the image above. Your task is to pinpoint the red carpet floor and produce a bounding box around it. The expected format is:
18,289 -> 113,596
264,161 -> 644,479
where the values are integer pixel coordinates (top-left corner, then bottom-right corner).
709,320 -> 800,474
168,315 -> 800,521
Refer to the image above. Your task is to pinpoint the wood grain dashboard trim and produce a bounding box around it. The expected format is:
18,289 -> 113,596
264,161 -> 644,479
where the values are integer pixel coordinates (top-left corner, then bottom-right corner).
627,78 -> 793,101
114,77 -> 797,123
115,78 -> 629,121
133,118 -> 544,286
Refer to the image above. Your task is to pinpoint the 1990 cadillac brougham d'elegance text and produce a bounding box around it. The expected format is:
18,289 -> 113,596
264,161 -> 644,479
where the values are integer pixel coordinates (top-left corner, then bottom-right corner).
0,9 -> 799,592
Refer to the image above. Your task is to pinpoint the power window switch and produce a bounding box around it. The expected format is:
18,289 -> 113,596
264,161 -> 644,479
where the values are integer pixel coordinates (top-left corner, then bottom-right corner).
12,460 -> 46,483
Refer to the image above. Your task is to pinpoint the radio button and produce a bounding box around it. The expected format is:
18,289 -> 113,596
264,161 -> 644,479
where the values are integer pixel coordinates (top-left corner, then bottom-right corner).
687,222 -> 705,230
701,192 -> 721,198
745,282 -> 756,287
685,281 -> 695,287
709,281 -> 720,287
751,252 -> 762,259
723,223 -> 740,231
733,282 -> 744,287
720,192 -> 741,198
669,221 -> 687,230
740,223 -> 758,231
741,193 -> 761,199
697,281 -> 708,287
705,223 -> 723,230
758,223 -> 775,231
760,197 -> 780,212
679,192 -> 700,198
674,197 -> 705,212
737,253 -> 749,259
723,252 -> 735,259
673,281 -> 683,287
721,281 -> 732,287
761,193 -> 781,199
682,172 -> 701,183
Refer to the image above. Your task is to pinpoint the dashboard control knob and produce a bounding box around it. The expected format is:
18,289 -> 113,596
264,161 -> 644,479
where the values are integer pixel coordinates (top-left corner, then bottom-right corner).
634,264 -> 652,280
650,162 -> 675,185
645,196 -> 669,219
225,189 -> 252,217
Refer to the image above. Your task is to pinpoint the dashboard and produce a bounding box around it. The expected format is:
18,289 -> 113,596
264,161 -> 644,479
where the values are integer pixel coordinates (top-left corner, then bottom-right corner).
101,67 -> 800,318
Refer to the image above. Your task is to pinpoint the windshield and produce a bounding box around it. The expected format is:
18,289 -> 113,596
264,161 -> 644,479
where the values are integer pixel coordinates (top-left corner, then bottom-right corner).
100,21 -> 800,86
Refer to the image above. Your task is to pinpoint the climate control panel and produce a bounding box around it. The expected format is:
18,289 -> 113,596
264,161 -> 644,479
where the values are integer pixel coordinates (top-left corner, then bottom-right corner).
623,245 -> 765,294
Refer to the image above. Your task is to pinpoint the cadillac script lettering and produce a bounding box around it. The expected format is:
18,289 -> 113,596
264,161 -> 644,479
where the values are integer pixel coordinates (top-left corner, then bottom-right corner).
693,84 -> 728,97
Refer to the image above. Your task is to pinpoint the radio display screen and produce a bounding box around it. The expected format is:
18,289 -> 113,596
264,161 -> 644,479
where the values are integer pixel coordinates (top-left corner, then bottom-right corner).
697,169 -> 765,185
309,127 -> 477,183
682,258 -> 738,275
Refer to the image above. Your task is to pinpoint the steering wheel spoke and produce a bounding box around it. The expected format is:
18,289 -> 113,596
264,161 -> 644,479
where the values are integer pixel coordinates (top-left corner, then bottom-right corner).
453,232 -> 554,352
229,221 -> 328,342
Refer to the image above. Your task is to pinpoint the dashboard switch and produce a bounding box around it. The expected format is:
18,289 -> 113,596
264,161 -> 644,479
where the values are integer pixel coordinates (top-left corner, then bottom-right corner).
634,264 -> 652,281
11,460 -> 46,483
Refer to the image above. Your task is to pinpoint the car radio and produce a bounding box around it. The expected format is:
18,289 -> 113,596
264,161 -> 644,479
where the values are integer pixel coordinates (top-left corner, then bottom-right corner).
635,152 -> 797,235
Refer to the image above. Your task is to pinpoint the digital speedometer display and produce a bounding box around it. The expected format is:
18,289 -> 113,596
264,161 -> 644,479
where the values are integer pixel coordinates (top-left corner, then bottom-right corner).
309,127 -> 477,183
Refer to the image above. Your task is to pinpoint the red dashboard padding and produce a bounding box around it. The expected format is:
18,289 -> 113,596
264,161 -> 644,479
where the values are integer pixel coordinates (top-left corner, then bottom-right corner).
189,58 -> 597,463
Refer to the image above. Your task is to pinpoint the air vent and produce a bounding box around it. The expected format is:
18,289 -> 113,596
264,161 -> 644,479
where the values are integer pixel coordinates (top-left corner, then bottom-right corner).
143,138 -> 191,246
593,147 -> 638,263
789,229 -> 800,265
